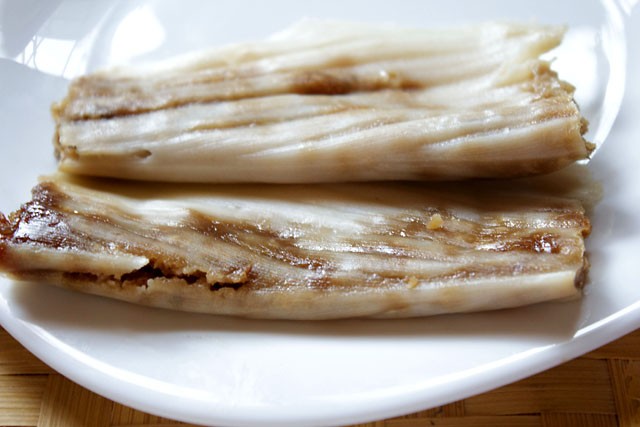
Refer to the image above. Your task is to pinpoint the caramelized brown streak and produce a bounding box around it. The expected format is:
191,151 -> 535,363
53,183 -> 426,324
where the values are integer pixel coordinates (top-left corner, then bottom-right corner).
492,232 -> 561,254
1,180 -> 590,293
291,70 -> 422,95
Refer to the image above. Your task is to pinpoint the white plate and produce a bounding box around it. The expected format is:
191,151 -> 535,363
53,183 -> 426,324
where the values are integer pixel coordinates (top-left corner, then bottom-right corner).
1,1 -> 639,426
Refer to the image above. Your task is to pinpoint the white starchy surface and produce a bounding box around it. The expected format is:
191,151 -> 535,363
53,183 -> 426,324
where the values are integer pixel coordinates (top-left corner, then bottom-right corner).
0,175 -> 589,319
53,21 -> 589,183
0,1 -> 638,426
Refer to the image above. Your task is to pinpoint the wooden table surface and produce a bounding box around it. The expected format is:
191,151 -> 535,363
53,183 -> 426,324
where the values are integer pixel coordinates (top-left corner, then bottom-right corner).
2,326 -> 639,427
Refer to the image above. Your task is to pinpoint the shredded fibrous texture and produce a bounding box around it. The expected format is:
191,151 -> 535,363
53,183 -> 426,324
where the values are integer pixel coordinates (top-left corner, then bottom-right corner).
0,21 -> 595,319
0,175 -> 590,319
52,21 -> 591,183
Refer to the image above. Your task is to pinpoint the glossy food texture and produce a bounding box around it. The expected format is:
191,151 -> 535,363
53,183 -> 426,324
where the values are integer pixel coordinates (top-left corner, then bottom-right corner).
0,175 -> 591,319
52,21 -> 592,183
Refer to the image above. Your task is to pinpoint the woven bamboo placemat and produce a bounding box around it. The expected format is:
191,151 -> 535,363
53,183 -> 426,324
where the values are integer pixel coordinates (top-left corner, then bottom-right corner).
2,326 -> 639,427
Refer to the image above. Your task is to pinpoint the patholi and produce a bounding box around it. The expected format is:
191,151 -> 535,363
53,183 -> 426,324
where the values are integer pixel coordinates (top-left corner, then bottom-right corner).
0,175 -> 590,319
52,21 -> 592,183
0,22 -> 594,318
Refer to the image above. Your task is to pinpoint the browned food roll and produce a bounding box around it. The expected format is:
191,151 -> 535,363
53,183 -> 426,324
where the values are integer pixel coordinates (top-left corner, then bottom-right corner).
0,174 -> 590,319
52,21 -> 592,183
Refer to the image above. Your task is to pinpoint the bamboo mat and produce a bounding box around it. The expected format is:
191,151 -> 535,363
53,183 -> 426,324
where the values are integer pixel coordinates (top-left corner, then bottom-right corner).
1,326 -> 639,427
